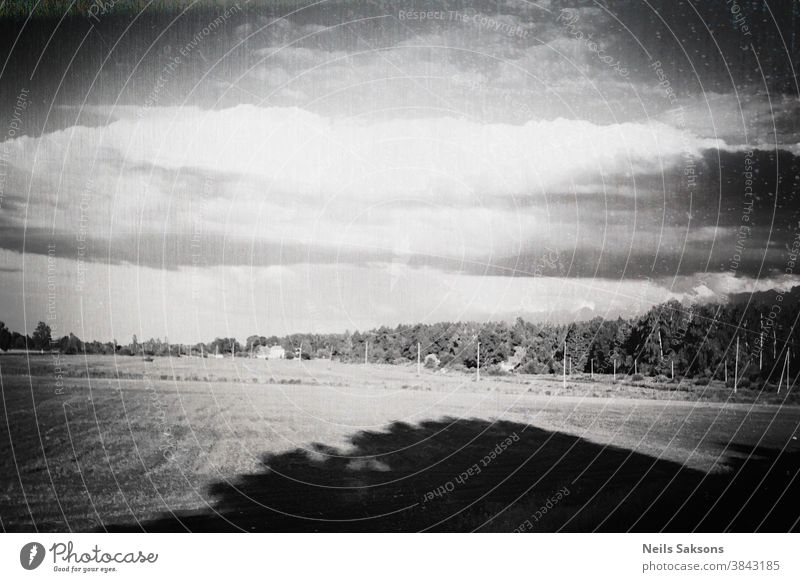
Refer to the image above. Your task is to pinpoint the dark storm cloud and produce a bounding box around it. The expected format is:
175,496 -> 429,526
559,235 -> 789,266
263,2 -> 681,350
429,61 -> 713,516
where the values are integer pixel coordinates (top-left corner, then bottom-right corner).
2,1 -> 798,133
0,226 -> 390,269
480,146 -> 800,279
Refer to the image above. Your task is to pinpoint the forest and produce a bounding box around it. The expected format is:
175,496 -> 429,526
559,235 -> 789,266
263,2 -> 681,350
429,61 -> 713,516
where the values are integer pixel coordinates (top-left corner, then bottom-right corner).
3,286 -> 799,386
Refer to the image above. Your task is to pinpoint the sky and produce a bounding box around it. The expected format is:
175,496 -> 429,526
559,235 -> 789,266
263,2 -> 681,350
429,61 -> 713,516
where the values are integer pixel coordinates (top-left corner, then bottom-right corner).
1,0 -> 799,342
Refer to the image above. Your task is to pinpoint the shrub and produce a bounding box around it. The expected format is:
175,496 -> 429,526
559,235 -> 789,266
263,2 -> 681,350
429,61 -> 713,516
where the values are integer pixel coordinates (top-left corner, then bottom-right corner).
424,354 -> 440,369
518,361 -> 546,374
631,373 -> 645,382
485,365 -> 508,376
748,369 -> 762,382
654,374 -> 669,383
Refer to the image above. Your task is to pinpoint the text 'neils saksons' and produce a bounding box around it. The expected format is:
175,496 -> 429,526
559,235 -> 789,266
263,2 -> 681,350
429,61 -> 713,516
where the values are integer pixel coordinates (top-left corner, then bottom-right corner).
643,544 -> 724,554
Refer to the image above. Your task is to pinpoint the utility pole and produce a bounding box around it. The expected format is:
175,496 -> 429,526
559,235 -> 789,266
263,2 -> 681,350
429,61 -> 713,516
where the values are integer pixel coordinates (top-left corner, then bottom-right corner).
613,358 -> 616,381
671,360 -> 674,380
787,349 -> 791,391
476,341 -> 481,382
590,358 -> 594,379
365,341 -> 369,366
773,329 -> 777,359
734,336 -> 739,393
417,342 -> 421,376
563,341 -> 567,388
298,341 -> 303,363
724,359 -> 727,385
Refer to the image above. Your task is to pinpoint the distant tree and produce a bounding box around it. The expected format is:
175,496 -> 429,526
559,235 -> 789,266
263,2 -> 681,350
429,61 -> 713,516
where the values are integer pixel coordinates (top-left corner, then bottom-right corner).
11,332 -> 29,350
58,333 -> 83,355
245,335 -> 262,352
32,321 -> 52,351
209,337 -> 239,356
0,321 -> 11,351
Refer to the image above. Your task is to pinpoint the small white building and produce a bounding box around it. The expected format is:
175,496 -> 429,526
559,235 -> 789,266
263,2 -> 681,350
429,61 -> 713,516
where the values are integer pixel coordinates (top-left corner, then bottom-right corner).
268,345 -> 286,359
255,344 -> 285,360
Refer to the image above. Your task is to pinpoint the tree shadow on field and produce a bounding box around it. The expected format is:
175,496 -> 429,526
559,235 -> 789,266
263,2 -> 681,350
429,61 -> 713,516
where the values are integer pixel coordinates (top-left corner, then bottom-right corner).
107,418 -> 800,532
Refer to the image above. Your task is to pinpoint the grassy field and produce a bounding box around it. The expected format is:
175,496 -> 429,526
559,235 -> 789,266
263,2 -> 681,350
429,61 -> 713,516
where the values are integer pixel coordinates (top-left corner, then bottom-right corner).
1,354 -> 799,532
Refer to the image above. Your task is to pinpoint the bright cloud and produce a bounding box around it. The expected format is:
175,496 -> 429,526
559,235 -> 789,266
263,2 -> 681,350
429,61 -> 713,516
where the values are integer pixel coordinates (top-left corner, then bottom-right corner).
2,105 -> 727,263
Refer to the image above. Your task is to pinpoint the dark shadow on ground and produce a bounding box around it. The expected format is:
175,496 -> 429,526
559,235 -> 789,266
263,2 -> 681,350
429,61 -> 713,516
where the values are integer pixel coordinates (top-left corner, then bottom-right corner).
106,418 -> 800,532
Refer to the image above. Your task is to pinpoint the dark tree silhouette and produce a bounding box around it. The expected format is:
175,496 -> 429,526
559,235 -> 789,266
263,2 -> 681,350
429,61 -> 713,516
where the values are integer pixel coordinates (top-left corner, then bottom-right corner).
32,321 -> 51,351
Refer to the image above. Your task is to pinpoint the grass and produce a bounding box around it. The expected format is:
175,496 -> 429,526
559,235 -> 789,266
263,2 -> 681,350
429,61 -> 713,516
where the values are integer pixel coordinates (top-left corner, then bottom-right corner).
1,354 -> 799,532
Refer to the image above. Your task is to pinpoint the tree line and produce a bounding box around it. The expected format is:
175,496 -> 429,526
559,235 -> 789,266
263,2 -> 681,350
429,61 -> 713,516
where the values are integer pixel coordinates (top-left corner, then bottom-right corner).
3,286 -> 800,384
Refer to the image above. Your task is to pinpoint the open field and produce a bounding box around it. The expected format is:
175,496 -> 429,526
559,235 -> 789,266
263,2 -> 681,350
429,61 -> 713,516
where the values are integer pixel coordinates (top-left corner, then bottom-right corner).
1,354 -> 799,532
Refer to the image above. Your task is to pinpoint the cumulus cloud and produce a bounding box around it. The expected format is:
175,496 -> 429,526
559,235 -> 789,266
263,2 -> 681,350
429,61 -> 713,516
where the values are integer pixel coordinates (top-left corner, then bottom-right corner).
1,105 -> 729,263
92,106 -> 727,194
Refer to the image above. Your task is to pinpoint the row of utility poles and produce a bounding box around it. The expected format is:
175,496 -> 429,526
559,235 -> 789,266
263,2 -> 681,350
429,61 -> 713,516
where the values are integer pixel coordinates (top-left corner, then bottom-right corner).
236,332 -> 796,391
722,335 -> 793,393
562,341 -> 620,387
559,335 -> 743,390
559,334 -> 794,393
